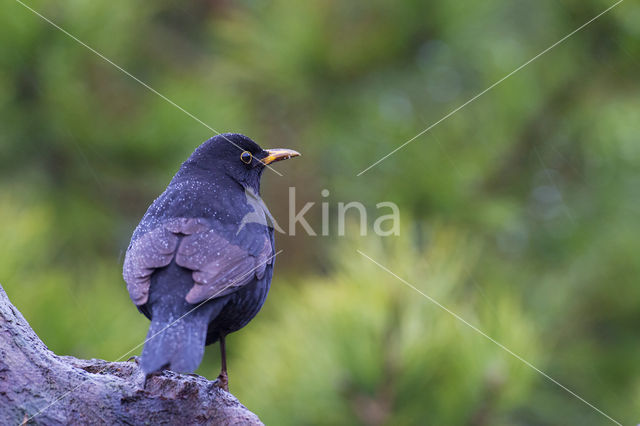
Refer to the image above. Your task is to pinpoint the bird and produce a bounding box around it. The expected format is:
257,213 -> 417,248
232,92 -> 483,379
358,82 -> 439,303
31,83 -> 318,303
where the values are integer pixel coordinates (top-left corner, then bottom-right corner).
122,133 -> 299,391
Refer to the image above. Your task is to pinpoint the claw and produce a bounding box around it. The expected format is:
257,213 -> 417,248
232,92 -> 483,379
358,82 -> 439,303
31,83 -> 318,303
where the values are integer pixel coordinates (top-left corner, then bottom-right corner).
213,371 -> 229,392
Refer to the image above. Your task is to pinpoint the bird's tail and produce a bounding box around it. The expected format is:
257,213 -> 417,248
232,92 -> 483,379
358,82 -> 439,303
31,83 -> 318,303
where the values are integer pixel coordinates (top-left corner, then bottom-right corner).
139,312 -> 209,375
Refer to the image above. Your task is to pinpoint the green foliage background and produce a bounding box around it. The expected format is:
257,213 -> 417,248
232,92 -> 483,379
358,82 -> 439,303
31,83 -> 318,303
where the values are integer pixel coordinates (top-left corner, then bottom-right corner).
1,0 -> 639,424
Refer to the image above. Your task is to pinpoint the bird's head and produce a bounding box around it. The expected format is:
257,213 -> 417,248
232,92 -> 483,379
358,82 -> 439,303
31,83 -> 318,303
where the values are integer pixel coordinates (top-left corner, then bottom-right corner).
181,133 -> 300,192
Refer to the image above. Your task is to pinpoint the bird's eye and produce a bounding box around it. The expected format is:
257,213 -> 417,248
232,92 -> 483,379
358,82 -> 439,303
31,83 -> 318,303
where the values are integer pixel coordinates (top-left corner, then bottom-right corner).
240,151 -> 252,164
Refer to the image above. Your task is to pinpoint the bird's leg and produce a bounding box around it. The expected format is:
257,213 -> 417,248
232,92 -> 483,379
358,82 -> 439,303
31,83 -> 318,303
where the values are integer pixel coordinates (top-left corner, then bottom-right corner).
214,335 -> 229,392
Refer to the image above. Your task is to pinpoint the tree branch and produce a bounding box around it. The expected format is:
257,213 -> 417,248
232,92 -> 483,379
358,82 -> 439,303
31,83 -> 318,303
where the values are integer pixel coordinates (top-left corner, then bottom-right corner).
0,284 -> 262,425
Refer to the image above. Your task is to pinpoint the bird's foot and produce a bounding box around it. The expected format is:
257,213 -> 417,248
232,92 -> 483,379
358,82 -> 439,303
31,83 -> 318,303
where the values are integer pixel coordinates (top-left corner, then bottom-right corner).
213,371 -> 229,392
126,355 -> 140,364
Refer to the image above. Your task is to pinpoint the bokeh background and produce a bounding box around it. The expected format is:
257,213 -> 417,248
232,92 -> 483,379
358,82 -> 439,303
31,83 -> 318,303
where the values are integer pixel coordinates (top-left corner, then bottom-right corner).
1,0 -> 639,424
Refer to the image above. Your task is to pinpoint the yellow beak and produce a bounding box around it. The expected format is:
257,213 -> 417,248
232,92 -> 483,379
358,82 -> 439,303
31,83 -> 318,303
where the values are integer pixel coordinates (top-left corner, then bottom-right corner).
261,148 -> 301,165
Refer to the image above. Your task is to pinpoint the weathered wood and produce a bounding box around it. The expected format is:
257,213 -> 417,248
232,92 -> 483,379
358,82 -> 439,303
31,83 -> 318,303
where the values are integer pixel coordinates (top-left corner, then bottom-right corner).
0,284 -> 262,425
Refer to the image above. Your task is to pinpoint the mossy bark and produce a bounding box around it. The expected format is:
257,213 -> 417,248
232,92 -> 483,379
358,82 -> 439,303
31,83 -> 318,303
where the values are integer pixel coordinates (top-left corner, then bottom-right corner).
0,284 -> 262,425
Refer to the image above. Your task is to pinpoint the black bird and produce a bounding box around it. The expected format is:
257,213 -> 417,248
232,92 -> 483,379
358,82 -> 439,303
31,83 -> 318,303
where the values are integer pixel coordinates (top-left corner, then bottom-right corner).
122,133 -> 299,390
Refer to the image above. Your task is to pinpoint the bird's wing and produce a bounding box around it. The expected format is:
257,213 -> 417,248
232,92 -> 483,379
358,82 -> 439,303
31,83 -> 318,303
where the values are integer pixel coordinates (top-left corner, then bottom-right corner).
123,220 -> 184,306
123,217 -> 272,306
176,225 -> 272,304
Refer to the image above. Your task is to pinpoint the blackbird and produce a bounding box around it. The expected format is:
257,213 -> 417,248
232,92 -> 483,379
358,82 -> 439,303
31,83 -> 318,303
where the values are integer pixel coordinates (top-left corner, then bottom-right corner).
122,133 -> 299,390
